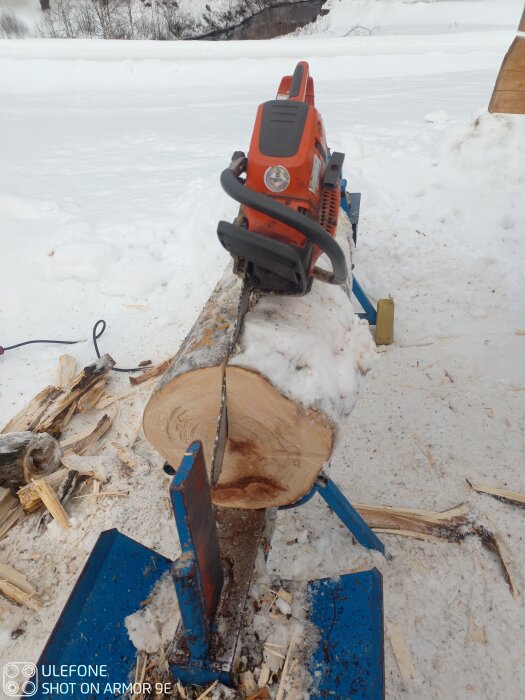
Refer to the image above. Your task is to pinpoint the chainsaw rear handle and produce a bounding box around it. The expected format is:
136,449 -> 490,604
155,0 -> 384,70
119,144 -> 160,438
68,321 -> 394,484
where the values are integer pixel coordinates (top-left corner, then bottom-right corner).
219,166 -> 348,286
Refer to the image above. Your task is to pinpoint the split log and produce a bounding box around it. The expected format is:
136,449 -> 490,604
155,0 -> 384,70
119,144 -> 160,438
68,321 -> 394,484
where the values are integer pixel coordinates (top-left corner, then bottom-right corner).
144,217 -> 372,509
2,354 -> 115,438
0,432 -> 63,487
37,354 -> 115,437
2,385 -> 62,434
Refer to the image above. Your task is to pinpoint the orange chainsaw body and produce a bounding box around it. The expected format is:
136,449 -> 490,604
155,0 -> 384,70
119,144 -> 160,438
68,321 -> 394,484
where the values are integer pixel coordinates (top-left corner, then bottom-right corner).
243,62 -> 340,275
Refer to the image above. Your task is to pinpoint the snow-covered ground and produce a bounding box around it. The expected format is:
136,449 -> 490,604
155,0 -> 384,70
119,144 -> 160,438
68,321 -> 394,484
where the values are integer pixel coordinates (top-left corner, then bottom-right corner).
1,0 -> 525,698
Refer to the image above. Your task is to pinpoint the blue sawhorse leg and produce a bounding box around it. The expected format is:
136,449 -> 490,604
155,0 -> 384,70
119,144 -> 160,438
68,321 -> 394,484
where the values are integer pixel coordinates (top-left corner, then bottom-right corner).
280,474 -> 385,554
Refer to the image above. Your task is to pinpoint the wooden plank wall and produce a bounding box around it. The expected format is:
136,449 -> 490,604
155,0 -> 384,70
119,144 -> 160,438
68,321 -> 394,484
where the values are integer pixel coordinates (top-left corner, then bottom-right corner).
489,7 -> 525,114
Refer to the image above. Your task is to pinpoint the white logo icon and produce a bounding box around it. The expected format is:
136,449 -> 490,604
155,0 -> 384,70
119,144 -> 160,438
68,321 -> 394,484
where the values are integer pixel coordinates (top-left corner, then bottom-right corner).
3,663 -> 38,697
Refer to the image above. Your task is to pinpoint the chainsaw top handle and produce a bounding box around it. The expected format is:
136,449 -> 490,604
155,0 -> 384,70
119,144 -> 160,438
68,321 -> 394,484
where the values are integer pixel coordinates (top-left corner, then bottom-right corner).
220,160 -> 348,287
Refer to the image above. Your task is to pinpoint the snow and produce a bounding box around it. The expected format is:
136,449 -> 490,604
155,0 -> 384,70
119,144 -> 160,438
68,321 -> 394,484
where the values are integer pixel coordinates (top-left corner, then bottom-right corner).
231,216 -> 377,424
1,0 -> 525,698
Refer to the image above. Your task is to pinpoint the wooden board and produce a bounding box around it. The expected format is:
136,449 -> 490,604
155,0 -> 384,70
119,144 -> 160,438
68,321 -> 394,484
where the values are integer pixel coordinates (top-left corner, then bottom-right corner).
489,37 -> 525,114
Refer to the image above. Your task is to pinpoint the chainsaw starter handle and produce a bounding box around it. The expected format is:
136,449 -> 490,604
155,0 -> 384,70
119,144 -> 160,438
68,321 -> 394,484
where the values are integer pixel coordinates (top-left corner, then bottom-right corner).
220,167 -> 348,286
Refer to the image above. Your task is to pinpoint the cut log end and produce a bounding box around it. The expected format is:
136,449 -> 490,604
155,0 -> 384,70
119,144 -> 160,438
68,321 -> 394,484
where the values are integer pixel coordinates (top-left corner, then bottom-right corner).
144,365 -> 333,509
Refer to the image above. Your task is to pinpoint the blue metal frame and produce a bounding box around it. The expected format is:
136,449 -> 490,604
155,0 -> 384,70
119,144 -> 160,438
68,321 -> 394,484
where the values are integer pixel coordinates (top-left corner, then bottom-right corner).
308,569 -> 385,699
280,475 -> 384,555
340,180 -> 378,325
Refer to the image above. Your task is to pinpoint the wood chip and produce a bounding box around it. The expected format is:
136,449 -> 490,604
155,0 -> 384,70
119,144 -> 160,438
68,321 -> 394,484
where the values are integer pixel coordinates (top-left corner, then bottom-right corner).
476,525 -> 519,598
373,528 -> 444,543
247,689 -> 270,700
113,442 -> 137,469
275,628 -> 297,700
276,588 -> 292,605
74,491 -> 128,499
241,670 -> 256,693
466,479 -> 525,508
195,680 -> 218,700
388,624 -> 415,683
55,355 -> 77,389
258,662 -> 271,688
61,413 -> 113,455
31,478 -> 70,529
96,388 -> 138,410
77,379 -> 107,413
264,647 -> 286,661
0,580 -> 41,610
129,356 -> 173,386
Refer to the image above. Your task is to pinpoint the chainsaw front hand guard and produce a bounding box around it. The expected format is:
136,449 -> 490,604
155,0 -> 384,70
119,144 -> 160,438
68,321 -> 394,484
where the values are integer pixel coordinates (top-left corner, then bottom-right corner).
218,166 -> 348,287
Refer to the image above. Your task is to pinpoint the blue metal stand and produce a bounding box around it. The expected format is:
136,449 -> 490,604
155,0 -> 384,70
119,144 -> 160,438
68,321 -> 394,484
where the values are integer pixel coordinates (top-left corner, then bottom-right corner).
280,473 -> 385,554
340,181 -> 379,326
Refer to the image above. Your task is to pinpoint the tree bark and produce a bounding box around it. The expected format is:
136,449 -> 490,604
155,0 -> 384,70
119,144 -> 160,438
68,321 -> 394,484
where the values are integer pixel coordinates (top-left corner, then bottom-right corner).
0,432 -> 63,487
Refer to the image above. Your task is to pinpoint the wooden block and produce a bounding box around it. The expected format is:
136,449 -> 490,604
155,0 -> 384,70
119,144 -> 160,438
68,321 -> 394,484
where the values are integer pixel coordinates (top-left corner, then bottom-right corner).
375,298 -> 394,346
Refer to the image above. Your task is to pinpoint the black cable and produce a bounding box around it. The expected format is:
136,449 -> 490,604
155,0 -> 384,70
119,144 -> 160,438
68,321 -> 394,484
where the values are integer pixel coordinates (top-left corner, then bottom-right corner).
1,320 -> 145,373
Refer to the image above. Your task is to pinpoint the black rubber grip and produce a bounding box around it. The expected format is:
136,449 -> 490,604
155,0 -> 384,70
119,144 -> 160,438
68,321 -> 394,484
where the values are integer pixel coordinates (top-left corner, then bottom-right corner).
289,63 -> 304,98
220,168 -> 348,286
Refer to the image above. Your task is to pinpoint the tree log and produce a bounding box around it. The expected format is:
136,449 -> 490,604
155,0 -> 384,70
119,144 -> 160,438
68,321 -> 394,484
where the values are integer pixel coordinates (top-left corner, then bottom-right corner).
144,216 -> 375,509
0,432 -> 63,487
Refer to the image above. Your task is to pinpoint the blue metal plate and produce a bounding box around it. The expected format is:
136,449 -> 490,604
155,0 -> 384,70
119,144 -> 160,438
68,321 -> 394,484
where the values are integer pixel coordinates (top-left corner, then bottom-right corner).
308,569 -> 384,699
35,528 -> 172,698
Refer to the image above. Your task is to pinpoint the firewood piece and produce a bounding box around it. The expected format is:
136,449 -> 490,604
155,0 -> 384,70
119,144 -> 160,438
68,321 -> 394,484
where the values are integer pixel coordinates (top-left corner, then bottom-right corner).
61,414 -> 113,455
466,479 -> 525,509
354,503 -> 469,540
77,379 -> 107,413
0,487 -> 23,541
55,354 -> 77,389
31,478 -> 70,529
129,357 -> 173,386
0,432 -> 63,487
247,689 -> 270,700
37,355 -> 115,437
37,470 -> 81,530
2,386 -> 62,434
18,467 -> 69,513
0,580 -> 41,610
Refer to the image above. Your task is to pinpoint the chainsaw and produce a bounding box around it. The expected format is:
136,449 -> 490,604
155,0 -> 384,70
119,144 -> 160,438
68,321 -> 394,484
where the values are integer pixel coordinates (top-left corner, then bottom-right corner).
217,61 -> 349,296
